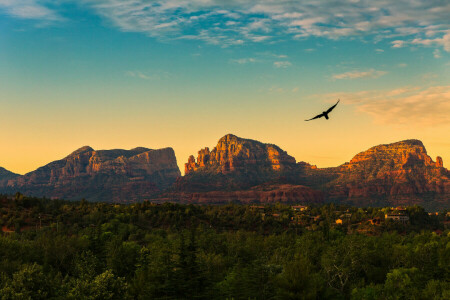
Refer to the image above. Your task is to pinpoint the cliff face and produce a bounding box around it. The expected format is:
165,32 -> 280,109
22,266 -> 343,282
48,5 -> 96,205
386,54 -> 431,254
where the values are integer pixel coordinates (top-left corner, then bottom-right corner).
175,134 -> 323,204
0,167 -> 19,186
3,146 -> 181,202
325,140 -> 449,209
180,134 -> 299,191
185,134 -> 296,175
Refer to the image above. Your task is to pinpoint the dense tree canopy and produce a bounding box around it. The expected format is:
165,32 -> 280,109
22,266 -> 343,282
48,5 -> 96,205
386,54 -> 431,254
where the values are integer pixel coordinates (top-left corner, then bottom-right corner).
0,194 -> 449,299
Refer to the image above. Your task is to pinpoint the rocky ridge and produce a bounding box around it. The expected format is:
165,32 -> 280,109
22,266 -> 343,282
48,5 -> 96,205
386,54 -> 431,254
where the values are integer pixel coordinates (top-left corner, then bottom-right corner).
0,167 -> 19,185
325,139 -> 449,209
2,146 -> 181,202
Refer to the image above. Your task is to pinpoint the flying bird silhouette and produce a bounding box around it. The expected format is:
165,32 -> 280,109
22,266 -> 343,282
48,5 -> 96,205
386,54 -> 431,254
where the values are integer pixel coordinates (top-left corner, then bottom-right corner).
305,99 -> 340,121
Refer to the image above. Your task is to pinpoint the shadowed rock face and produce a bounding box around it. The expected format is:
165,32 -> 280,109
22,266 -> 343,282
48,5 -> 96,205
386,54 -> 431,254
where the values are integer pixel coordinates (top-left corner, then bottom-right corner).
0,167 -> 19,185
157,184 -> 323,205
324,139 -> 449,209
2,146 -> 181,202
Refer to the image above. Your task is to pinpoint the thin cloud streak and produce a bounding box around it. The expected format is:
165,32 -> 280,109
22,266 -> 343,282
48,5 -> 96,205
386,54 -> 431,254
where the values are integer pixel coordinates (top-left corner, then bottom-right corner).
332,69 -> 387,80
0,0 -> 62,21
322,86 -> 450,126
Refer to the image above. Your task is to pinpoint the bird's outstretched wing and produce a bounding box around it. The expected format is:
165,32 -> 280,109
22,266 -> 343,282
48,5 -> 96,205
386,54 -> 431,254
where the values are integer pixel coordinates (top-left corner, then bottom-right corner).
305,113 -> 324,121
326,99 -> 340,114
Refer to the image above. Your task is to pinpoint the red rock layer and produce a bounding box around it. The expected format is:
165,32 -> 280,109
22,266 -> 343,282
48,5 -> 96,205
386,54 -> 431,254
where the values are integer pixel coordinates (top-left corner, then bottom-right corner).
185,134 -> 296,174
4,146 -> 181,202
157,184 -> 323,205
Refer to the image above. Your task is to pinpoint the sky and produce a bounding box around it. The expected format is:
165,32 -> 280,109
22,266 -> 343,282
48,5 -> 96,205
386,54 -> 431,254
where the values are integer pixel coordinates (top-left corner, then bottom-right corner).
0,0 -> 449,175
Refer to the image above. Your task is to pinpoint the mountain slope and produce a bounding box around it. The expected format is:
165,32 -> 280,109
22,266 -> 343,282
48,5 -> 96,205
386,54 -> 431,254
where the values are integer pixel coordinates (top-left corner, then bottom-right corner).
0,167 -> 19,185
179,134 -> 298,191
2,146 -> 181,202
324,139 -> 449,209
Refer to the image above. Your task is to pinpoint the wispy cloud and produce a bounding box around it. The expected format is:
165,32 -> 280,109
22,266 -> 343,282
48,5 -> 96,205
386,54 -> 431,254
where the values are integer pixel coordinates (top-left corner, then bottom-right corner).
1,1 -> 450,51
229,58 -> 257,64
125,70 -> 169,80
321,86 -> 450,126
433,49 -> 442,58
0,0 -> 61,21
332,69 -> 387,80
273,61 -> 292,68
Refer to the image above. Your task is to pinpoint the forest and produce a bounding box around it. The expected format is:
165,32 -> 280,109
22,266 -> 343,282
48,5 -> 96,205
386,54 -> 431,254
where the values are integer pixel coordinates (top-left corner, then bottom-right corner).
0,193 -> 449,299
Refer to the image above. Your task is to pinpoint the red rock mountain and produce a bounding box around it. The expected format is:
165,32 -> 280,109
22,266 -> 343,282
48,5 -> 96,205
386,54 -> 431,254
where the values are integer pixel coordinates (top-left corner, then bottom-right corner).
325,139 -> 449,209
2,146 -> 181,202
177,134 -> 300,191
0,136 -> 448,209
177,136 -> 449,209
171,134 -> 323,204
185,134 -> 296,174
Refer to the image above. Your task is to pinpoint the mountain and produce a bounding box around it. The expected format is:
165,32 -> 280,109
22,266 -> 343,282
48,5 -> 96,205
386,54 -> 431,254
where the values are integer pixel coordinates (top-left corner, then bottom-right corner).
179,134 -> 298,191
1,136 -> 448,209
0,167 -> 19,186
176,135 -> 449,209
324,139 -> 449,210
170,134 -> 323,204
2,146 -> 181,202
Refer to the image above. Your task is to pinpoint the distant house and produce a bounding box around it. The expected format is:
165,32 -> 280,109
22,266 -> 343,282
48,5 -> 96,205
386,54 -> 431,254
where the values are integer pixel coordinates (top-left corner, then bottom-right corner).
369,217 -> 382,225
385,213 -> 409,223
292,205 -> 308,212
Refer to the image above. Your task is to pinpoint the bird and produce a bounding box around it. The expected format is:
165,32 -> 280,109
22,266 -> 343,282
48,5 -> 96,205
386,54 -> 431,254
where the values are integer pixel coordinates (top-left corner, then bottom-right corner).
305,99 -> 340,121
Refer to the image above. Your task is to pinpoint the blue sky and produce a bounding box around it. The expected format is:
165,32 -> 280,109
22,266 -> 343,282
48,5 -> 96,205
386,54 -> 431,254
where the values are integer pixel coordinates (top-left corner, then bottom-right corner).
0,0 -> 449,174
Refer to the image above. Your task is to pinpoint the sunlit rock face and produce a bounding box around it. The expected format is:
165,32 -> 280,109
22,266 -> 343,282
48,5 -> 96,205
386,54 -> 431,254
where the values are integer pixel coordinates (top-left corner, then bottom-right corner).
185,134 -> 296,174
3,146 -> 181,202
181,134 -> 298,191
325,140 -> 449,209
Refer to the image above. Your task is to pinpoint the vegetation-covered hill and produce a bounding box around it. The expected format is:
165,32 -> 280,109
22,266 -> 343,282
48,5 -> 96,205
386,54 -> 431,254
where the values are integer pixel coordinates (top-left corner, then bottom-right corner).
0,194 -> 449,299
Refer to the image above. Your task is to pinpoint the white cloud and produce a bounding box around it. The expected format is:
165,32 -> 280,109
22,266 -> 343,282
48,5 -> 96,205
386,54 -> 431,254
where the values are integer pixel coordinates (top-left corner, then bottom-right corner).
230,58 -> 257,64
320,85 -> 450,126
332,69 -> 387,80
273,61 -> 292,68
392,40 -> 406,48
433,49 -> 442,58
125,70 -> 169,80
0,0 -> 61,21
1,1 -> 450,51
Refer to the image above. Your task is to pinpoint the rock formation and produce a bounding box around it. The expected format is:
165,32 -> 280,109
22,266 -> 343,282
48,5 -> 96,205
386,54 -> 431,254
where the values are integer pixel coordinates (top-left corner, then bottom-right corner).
0,167 -> 19,186
2,146 -> 181,202
178,136 -> 448,209
325,139 -> 449,210
1,136 -> 448,209
179,134 -> 299,191
185,134 -> 296,174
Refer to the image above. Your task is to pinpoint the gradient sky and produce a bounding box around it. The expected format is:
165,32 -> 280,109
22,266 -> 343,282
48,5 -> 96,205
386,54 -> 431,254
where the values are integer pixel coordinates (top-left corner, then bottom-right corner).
0,0 -> 449,175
